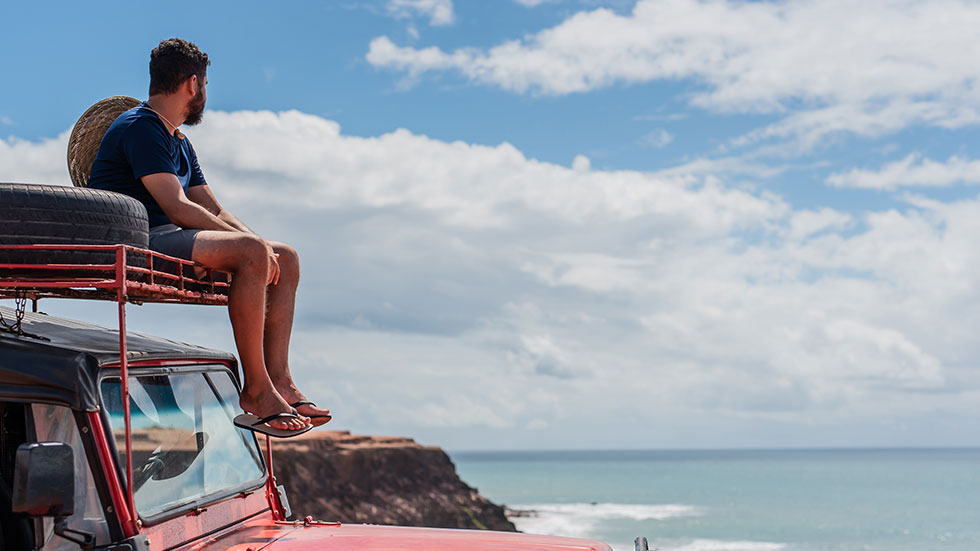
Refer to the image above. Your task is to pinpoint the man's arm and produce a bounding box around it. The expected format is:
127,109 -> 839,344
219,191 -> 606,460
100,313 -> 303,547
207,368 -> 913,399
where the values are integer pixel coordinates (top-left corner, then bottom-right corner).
141,173 -> 237,231
185,184 -> 255,234
180,181 -> 281,285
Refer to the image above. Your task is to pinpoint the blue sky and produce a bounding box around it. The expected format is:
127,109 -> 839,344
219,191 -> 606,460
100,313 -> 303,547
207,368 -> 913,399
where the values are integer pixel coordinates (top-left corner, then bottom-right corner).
4,0 -> 980,450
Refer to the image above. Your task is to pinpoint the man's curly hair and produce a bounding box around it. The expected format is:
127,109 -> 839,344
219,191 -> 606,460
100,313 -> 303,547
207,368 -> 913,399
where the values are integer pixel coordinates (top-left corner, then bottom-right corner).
149,38 -> 210,96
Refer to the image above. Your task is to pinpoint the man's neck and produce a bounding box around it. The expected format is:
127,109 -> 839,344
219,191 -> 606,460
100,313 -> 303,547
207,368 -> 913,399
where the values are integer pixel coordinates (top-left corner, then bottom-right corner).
145,95 -> 186,134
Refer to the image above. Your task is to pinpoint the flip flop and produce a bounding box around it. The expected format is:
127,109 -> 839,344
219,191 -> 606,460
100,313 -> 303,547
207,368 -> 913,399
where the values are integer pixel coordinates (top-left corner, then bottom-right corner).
233,411 -> 313,438
290,400 -> 332,427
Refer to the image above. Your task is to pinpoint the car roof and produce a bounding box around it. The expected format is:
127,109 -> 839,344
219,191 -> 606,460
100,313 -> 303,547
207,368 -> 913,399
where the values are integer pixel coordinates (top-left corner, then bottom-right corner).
0,305 -> 236,411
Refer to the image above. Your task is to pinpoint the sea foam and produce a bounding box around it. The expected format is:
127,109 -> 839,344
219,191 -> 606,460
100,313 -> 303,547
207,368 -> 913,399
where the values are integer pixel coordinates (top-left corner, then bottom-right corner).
509,502 -> 700,539
658,539 -> 786,551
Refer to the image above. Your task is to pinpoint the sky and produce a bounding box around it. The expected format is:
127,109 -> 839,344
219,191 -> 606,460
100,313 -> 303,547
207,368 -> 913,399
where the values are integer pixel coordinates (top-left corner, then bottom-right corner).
3,0 -> 980,451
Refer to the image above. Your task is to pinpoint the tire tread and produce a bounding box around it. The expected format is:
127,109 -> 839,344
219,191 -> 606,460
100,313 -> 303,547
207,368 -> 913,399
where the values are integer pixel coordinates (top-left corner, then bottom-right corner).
0,183 -> 149,268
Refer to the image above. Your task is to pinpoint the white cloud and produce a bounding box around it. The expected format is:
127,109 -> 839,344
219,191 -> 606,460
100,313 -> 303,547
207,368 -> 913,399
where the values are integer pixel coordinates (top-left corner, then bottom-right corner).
827,154 -> 980,190
651,155 -> 787,180
190,110 -> 782,233
0,131 -> 71,185
367,0 -> 980,147
10,110 -> 980,448
732,101 -> 980,155
786,208 -> 852,242
386,0 -> 455,26
641,128 -> 673,149
823,319 -> 944,389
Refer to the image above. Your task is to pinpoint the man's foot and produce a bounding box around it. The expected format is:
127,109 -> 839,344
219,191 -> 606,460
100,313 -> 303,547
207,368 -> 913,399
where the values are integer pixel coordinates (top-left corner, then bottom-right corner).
233,412 -> 312,438
240,389 -> 310,431
273,380 -> 331,425
289,400 -> 332,427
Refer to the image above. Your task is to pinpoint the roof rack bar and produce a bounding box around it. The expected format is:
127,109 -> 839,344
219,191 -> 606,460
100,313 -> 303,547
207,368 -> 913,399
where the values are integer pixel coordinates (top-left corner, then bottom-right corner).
0,244 -> 230,305
87,411 -> 137,538
115,245 -> 139,534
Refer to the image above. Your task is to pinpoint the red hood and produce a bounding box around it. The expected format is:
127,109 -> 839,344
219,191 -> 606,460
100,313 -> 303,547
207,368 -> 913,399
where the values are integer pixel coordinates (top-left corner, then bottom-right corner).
189,520 -> 612,551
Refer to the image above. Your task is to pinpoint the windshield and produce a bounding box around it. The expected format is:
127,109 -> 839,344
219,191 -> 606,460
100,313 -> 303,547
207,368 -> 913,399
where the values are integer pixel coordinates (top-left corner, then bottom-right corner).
100,368 -> 265,518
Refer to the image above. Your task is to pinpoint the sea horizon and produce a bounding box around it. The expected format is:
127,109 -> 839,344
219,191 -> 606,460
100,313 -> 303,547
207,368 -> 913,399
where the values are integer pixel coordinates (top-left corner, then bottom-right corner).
450,447 -> 980,551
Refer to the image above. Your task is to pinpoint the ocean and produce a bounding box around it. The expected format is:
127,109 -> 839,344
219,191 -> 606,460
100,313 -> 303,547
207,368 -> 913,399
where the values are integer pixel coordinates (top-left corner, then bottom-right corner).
449,448 -> 980,551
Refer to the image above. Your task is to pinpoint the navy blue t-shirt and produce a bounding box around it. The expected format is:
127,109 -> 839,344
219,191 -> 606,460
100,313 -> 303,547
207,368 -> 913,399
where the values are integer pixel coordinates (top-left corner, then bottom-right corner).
88,103 -> 207,228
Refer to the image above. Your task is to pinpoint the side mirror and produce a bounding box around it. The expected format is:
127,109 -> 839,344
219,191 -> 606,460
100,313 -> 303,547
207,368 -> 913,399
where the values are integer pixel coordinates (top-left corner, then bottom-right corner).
12,442 -> 75,518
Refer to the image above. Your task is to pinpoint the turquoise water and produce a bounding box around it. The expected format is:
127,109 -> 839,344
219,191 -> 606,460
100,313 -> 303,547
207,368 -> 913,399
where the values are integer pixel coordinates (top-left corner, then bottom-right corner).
449,449 -> 980,551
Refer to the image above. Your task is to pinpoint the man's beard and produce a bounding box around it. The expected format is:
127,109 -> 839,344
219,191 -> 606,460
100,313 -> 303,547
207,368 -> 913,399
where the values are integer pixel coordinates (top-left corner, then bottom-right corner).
184,91 -> 206,126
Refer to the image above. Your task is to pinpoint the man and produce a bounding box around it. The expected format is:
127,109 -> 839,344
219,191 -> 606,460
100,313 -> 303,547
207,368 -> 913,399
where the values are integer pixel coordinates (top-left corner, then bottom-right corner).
89,38 -> 330,437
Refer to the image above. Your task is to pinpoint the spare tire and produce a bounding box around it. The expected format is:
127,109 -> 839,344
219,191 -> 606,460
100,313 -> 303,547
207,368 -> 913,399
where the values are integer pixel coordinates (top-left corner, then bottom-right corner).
0,183 -> 149,269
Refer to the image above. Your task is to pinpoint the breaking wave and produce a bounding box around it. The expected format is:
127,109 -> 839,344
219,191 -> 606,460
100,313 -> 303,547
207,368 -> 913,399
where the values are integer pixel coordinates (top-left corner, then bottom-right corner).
657,540 -> 786,551
508,504 -> 786,551
508,502 -> 700,539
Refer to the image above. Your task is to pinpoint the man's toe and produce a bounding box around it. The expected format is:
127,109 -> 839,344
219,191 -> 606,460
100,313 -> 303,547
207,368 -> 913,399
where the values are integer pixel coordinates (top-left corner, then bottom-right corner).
296,404 -> 330,418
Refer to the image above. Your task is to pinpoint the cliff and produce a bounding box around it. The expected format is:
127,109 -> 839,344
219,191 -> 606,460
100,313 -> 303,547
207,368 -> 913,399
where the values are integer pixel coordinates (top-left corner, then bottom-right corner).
268,430 -> 517,532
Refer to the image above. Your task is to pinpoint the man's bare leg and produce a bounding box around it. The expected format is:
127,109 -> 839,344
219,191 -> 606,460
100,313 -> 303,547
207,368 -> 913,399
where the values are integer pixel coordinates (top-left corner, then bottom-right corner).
192,231 -> 308,431
263,242 -> 331,421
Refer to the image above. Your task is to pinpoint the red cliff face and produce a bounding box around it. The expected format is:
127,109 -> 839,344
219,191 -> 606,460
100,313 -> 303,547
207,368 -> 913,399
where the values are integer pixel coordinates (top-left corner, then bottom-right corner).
269,431 -> 517,532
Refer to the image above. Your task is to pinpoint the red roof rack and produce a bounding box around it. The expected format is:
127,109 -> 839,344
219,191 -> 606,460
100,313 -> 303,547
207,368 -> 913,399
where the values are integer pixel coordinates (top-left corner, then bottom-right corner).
0,243 -> 231,535
0,243 -> 229,305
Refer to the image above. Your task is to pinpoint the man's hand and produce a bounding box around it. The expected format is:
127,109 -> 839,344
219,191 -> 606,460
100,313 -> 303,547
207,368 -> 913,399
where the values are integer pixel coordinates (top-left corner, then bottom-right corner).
267,242 -> 280,285
183,184 -> 280,284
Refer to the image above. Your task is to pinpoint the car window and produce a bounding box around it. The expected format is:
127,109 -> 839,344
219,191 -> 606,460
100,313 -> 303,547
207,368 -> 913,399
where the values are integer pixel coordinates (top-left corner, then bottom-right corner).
32,404 -> 111,551
99,369 -> 264,518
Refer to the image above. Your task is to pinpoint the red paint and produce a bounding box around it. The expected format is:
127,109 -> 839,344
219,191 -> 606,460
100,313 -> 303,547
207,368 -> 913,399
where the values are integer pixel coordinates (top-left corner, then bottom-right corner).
176,515 -> 287,551
143,492 -> 270,551
264,436 -> 287,521
115,246 -> 135,533
88,411 -> 138,538
177,520 -> 612,551
277,523 -> 614,551
116,245 -> 139,535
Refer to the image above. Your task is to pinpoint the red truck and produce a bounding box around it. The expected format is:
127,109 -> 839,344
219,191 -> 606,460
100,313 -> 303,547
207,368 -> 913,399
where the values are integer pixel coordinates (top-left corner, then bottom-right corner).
0,183 -> 618,551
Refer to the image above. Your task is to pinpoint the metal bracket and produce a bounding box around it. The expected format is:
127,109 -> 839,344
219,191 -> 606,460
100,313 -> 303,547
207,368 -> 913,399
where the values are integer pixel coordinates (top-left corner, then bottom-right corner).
54,519 -> 95,548
276,484 -> 292,519
91,534 -> 150,551
275,516 -> 342,527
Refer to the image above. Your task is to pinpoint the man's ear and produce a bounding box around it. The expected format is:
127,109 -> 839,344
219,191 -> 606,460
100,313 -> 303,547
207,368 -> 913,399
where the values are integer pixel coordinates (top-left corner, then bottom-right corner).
185,74 -> 199,97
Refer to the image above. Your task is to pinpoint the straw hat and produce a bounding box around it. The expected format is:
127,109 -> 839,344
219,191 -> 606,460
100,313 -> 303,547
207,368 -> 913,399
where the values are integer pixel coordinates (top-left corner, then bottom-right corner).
67,96 -> 141,187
